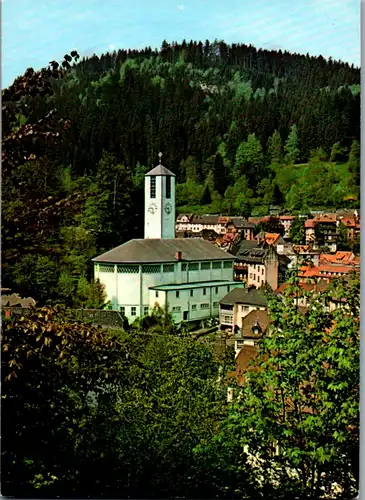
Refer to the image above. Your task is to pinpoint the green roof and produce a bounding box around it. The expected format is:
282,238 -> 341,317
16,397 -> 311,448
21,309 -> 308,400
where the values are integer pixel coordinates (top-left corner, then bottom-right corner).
92,238 -> 235,264
150,280 -> 242,291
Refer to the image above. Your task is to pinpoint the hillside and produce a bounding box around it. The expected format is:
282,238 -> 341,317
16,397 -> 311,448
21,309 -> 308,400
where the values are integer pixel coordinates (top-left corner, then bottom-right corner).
1,39 -> 360,305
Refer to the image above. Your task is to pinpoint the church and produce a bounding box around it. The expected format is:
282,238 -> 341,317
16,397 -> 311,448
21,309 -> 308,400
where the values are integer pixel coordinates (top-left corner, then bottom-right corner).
92,154 -> 243,323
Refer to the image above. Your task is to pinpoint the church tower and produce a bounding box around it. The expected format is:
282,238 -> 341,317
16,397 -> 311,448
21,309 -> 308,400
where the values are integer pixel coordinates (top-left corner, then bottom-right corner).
144,153 -> 176,239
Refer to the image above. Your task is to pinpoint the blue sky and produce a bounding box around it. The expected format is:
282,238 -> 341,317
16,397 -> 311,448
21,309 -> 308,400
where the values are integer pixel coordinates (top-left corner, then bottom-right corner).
2,0 -> 360,88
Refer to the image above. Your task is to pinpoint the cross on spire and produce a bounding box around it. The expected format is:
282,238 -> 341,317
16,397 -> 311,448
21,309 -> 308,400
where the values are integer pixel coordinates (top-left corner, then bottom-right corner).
158,152 -> 163,164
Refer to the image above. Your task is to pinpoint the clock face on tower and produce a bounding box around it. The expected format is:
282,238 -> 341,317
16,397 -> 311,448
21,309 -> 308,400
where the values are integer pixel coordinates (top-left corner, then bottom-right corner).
164,202 -> 172,214
148,202 -> 158,215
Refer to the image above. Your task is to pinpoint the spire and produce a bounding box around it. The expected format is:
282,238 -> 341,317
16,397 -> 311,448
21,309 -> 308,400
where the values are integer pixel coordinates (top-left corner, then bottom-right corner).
145,152 -> 176,177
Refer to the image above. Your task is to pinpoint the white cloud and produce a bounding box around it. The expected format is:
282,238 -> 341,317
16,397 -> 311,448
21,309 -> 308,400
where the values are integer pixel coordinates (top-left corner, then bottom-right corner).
177,4 -> 184,10
108,43 -> 117,51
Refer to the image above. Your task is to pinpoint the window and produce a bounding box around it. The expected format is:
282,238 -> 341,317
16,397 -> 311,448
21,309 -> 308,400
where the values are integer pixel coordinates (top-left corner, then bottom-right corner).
249,273 -> 252,279
212,261 -> 221,270
131,307 -> 136,316
262,268 -> 264,275
190,290 -> 194,297
117,265 -> 139,273
176,291 -> 180,298
155,291 -> 159,298
223,315 -> 233,324
172,306 -> 181,313
213,302 -> 219,308
201,262 -> 210,270
182,263 -> 187,271
166,176 -> 171,199
144,306 -> 149,316
200,303 -> 209,309
120,306 -> 125,315
163,263 -> 174,273
150,176 -> 156,198
258,276 -> 260,283
215,287 -> 218,294
189,262 -> 199,271
203,288 -> 207,295
99,264 -> 115,273
227,286 -> 230,292
192,304 -> 197,311
223,261 -> 232,269
142,264 -> 161,274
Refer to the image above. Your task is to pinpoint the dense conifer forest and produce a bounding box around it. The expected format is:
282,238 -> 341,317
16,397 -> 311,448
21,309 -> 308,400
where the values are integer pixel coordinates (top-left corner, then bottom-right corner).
1,39 -> 360,306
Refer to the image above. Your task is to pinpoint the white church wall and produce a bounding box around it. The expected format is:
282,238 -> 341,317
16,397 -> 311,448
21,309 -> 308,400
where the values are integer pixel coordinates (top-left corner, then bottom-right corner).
149,290 -> 167,311
116,269 -> 141,312
95,264 -> 118,307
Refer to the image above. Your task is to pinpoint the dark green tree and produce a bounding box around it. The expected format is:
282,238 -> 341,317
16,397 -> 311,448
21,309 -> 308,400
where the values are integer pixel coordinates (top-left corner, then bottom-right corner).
267,129 -> 283,163
289,217 -> 305,244
200,184 -> 212,205
284,124 -> 300,163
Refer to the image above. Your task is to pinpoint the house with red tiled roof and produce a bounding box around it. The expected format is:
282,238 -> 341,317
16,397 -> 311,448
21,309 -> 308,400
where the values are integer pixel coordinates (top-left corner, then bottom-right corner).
279,215 -> 296,237
304,214 -> 338,251
320,251 -> 356,265
298,263 -> 359,282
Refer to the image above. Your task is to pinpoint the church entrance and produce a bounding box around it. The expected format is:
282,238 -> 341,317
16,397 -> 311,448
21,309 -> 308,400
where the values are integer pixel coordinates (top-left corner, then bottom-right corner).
183,311 -> 189,321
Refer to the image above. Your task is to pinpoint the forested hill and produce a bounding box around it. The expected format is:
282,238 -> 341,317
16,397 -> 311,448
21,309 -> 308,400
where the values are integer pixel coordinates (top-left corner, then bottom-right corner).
1,40 -> 360,305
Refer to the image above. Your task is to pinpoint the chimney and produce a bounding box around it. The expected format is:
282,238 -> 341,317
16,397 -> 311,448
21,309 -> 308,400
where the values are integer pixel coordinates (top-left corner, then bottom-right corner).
175,251 -> 182,261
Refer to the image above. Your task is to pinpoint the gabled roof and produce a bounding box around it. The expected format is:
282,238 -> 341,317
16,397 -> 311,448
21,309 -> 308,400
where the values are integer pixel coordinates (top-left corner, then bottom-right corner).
146,164 -> 175,176
230,344 -> 259,386
191,215 -> 219,225
241,309 -> 271,338
304,219 -> 316,228
320,251 -> 355,264
279,215 -> 296,221
255,232 -> 283,246
220,287 -> 268,307
92,238 -> 235,264
176,213 -> 193,222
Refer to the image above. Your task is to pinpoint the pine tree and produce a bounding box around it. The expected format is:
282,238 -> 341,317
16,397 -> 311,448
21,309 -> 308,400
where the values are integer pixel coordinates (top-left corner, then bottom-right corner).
330,141 -> 345,162
272,183 -> 285,206
200,184 -> 212,205
211,152 -> 229,196
284,124 -> 300,163
348,140 -> 360,185
267,129 -> 283,163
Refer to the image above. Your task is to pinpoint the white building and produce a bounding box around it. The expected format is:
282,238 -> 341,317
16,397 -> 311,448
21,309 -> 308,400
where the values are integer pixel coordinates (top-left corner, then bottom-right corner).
92,154 -> 243,323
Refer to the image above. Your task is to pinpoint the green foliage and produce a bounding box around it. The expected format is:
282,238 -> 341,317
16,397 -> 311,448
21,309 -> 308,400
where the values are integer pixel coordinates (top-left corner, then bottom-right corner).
222,175 -> 253,218
267,129 -> 283,163
348,140 -> 360,186
203,274 -> 359,498
234,133 -> 264,183
337,222 -> 351,251
330,142 -> 346,162
289,217 -> 305,244
2,307 -> 229,498
284,124 -> 300,163
201,184 -> 212,205
256,216 -> 285,236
